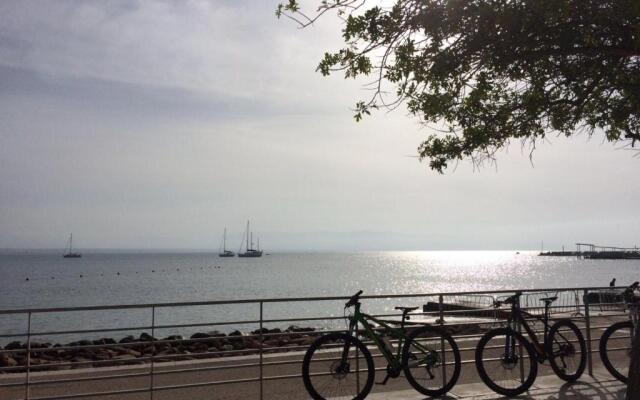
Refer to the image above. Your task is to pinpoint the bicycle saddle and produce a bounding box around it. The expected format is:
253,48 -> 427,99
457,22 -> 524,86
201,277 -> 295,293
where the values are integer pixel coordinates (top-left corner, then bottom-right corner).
394,306 -> 419,312
539,296 -> 558,304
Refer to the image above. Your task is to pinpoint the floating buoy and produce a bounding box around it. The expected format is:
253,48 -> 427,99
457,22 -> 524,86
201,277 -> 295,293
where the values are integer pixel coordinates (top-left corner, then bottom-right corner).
80,275 -> 83,278
117,272 -> 120,275
25,277 -> 29,281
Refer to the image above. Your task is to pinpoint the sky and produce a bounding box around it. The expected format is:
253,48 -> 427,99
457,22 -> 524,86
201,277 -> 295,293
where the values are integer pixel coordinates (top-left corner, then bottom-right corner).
0,0 -> 638,252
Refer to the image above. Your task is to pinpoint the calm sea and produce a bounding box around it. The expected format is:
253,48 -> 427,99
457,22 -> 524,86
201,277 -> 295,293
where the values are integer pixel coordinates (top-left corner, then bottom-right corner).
1,251 -> 638,343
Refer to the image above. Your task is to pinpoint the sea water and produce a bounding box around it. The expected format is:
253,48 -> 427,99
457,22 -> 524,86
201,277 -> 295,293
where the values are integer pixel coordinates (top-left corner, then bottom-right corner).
1,251 -> 637,343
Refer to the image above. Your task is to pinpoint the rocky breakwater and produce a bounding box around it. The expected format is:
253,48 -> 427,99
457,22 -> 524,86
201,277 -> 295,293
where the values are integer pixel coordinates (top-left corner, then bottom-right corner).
0,325 -> 318,373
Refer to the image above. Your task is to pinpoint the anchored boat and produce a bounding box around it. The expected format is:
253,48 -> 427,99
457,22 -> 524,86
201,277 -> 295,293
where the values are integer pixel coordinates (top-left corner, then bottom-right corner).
218,228 -> 235,257
238,220 -> 263,258
63,233 -> 82,258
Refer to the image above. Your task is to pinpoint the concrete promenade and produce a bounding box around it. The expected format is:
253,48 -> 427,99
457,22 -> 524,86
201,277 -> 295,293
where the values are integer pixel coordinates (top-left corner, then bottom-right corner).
0,351 -> 628,399
362,370 -> 626,399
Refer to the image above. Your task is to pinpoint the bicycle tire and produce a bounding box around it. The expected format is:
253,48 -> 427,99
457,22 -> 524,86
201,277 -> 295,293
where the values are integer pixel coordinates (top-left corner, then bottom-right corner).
599,320 -> 633,383
475,327 -> 538,396
401,325 -> 461,397
546,319 -> 586,381
302,332 -> 375,400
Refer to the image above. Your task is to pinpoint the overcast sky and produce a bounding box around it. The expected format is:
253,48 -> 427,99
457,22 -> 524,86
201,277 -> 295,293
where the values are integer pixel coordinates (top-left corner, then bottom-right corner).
0,0 -> 638,251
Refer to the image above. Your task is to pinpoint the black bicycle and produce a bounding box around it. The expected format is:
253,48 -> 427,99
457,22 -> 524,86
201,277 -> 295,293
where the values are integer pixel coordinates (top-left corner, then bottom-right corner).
302,291 -> 461,400
599,281 -> 640,383
475,291 -> 587,396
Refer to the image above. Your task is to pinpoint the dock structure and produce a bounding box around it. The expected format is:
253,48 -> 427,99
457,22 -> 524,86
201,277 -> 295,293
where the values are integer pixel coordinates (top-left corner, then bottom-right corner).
540,243 -> 640,259
576,243 -> 640,259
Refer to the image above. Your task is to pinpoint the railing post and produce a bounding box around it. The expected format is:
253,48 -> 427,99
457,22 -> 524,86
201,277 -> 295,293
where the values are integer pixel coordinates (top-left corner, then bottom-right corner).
583,289 -> 593,376
437,294 -> 445,324
259,301 -> 263,400
355,319 -> 360,392
439,295 -> 447,387
150,306 -> 156,400
517,297 -> 525,383
25,311 -> 32,400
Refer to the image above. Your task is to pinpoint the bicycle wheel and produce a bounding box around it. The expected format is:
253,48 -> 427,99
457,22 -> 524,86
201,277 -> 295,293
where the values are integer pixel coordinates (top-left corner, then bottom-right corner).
599,320 -> 633,383
475,327 -> 538,396
547,319 -> 586,381
302,332 -> 375,400
401,325 -> 461,397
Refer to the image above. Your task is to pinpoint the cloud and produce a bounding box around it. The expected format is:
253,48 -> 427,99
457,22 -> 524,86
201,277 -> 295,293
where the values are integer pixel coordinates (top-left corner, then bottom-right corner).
0,1 -> 638,251
0,0 -> 356,108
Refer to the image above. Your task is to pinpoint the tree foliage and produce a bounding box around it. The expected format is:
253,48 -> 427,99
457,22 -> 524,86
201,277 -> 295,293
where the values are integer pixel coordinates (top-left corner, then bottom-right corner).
277,0 -> 640,172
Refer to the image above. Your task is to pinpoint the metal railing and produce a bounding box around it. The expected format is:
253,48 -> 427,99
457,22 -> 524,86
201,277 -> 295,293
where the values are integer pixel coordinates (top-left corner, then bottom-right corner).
0,286 -> 629,400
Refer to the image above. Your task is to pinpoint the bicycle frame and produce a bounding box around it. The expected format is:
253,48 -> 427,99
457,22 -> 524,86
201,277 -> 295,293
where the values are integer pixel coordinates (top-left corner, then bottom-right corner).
505,298 -> 552,362
345,302 -> 430,372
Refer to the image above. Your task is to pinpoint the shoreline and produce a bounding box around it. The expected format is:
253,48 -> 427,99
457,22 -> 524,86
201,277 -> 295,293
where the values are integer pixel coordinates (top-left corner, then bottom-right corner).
0,319 -> 495,374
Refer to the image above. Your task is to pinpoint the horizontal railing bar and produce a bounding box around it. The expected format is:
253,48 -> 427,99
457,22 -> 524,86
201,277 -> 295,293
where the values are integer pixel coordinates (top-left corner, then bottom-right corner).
0,285 -> 622,315
19,371 -> 151,386
3,311 -> 619,344
30,387 -> 151,400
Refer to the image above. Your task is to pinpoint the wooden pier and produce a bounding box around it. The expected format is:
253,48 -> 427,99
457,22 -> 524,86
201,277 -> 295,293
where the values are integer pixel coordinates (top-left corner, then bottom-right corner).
539,242 -> 640,259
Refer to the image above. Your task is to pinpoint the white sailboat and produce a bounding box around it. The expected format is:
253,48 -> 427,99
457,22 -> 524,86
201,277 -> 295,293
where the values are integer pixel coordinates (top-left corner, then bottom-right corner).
218,228 -> 235,257
238,220 -> 263,258
63,233 -> 82,258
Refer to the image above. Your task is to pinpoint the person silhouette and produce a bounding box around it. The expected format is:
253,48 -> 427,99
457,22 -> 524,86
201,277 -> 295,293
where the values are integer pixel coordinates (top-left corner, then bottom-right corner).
610,278 -> 616,287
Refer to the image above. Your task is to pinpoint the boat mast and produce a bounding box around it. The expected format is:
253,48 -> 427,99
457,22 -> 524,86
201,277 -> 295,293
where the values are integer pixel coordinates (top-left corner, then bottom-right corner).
246,220 -> 250,252
69,233 -> 73,253
223,227 -> 227,252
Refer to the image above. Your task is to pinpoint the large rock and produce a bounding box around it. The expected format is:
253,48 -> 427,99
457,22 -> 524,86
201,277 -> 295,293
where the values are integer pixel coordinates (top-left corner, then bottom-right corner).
191,342 -> 209,353
287,325 -> 315,333
119,335 -> 136,344
4,341 -> 22,350
139,333 -> 156,342
121,349 -> 141,357
220,344 -> 234,352
93,338 -> 116,345
190,332 -> 212,339
251,328 -> 269,335
0,354 -> 17,367
227,331 -> 245,344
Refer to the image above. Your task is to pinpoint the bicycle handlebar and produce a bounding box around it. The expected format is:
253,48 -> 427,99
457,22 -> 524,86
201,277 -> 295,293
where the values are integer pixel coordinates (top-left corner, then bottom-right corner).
345,290 -> 363,308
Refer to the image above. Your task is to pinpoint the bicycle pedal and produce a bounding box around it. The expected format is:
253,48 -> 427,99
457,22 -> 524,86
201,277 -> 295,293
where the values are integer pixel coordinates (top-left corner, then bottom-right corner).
376,374 -> 391,385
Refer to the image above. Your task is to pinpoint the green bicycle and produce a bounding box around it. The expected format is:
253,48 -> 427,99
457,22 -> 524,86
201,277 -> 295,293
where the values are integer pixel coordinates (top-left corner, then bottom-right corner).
301,291 -> 461,400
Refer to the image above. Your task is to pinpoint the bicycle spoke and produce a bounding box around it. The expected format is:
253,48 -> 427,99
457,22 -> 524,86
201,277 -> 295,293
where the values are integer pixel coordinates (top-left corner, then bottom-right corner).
478,331 -> 535,392
603,324 -> 632,378
303,334 -> 374,400
402,327 -> 460,396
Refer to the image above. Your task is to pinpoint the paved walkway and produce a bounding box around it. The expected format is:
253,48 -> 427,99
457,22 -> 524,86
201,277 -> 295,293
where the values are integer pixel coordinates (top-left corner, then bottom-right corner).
360,371 -> 626,400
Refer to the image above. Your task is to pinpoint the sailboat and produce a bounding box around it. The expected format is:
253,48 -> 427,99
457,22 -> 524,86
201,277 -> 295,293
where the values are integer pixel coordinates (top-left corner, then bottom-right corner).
218,228 -> 235,257
63,233 -> 82,258
238,220 -> 263,258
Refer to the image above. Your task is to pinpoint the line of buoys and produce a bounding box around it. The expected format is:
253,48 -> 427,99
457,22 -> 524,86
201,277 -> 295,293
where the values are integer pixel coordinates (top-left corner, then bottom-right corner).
24,264 -> 224,281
